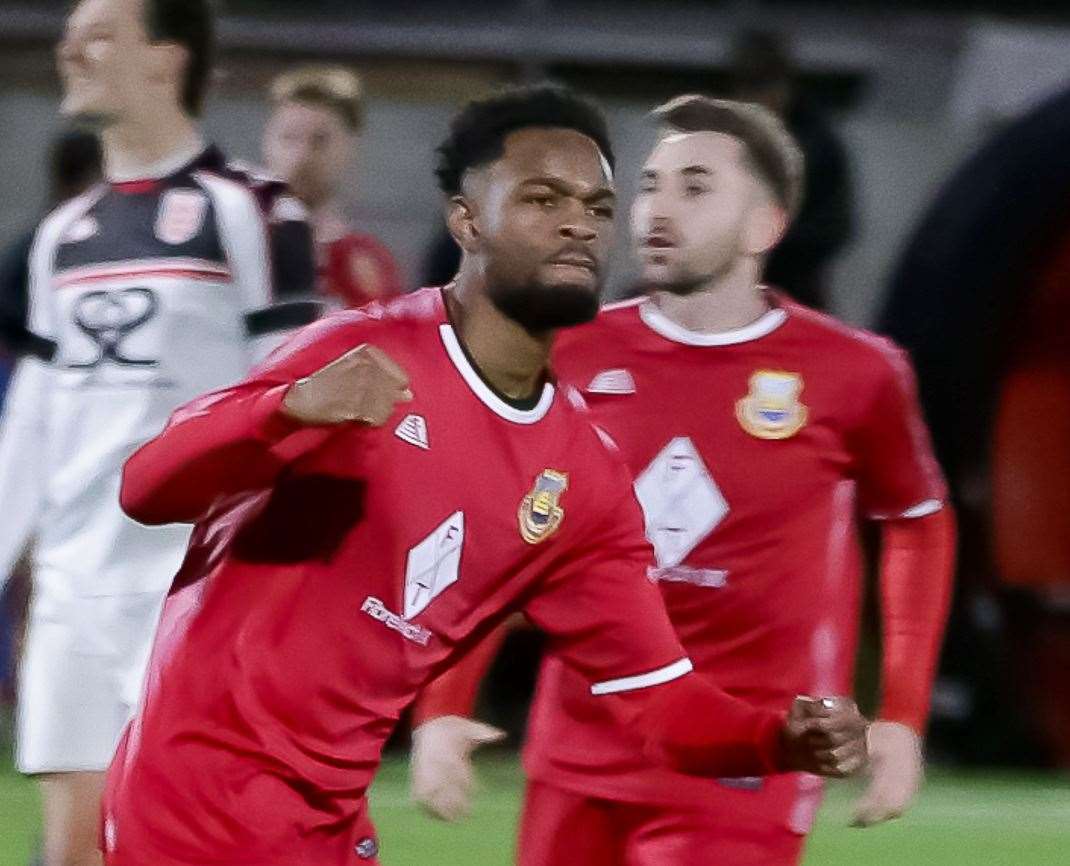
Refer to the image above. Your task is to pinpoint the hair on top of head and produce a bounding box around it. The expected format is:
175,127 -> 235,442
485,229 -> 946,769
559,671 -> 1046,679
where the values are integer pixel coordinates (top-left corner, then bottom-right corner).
144,0 -> 216,117
271,66 -> 365,131
435,84 -> 614,196
653,94 -> 804,218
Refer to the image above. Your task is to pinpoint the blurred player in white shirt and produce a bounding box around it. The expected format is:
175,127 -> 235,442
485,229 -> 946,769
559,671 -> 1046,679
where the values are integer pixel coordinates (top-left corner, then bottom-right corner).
0,2 -> 314,863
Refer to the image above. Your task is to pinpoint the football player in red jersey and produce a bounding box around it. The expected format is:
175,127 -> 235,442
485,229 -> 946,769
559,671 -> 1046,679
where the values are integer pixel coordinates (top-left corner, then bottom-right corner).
263,65 -> 405,309
101,87 -> 866,866
412,96 -> 956,865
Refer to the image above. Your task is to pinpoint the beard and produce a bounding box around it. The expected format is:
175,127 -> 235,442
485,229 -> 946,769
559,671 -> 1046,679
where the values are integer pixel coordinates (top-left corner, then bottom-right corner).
638,254 -> 736,297
487,273 -> 600,333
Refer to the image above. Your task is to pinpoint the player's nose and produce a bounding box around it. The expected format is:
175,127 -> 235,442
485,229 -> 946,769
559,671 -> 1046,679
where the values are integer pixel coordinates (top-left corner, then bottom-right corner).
559,221 -> 598,242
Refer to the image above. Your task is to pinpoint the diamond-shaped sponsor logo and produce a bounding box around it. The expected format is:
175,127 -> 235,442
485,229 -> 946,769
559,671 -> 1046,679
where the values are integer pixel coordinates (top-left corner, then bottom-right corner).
404,511 -> 464,619
634,436 -> 728,569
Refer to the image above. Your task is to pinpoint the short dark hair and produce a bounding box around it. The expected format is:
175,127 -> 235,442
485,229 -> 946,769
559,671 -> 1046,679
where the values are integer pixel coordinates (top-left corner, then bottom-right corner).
653,94 -> 804,217
435,84 -> 614,196
144,0 -> 216,116
271,66 -> 365,131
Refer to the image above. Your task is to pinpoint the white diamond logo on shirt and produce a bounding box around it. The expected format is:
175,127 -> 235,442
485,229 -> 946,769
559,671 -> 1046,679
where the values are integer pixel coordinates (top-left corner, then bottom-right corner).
586,368 -> 636,394
394,414 -> 429,450
404,510 -> 464,619
634,436 -> 729,569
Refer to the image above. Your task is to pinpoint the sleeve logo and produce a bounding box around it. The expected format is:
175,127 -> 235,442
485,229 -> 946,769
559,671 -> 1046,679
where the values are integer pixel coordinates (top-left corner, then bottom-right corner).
155,189 -> 208,245
736,370 -> 807,440
519,469 -> 568,544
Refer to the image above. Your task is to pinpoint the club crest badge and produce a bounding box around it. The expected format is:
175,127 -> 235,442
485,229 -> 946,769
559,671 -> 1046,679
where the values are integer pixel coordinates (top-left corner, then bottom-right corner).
735,370 -> 807,440
155,189 -> 208,245
518,469 -> 569,544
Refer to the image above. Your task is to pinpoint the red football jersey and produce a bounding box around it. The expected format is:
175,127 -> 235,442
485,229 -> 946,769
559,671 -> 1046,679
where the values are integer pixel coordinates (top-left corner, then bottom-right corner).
525,291 -> 947,808
318,231 -> 404,309
101,289 -> 696,865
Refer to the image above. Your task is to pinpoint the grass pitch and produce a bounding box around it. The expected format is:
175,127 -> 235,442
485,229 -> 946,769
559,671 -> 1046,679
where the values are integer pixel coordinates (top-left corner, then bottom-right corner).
2,753 -> 1068,865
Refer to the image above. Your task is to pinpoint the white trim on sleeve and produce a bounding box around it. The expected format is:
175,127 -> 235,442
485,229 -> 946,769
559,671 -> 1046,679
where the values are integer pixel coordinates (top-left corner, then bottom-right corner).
899,499 -> 945,518
590,657 -> 693,696
868,498 -> 945,520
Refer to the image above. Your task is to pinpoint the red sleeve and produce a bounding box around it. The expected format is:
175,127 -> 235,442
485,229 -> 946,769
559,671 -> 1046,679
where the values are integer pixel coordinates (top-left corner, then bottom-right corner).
850,347 -> 947,519
411,623 -> 513,727
120,313 -> 376,526
876,508 -> 957,733
522,458 -> 784,776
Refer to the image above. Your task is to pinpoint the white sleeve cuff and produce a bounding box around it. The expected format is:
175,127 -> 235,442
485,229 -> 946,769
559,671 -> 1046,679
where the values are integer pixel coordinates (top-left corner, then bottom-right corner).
591,657 -> 693,696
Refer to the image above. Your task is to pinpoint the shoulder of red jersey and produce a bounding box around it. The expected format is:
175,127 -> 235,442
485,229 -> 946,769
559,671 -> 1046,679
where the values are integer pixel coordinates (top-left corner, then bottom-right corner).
553,295 -> 646,358
777,293 -> 913,378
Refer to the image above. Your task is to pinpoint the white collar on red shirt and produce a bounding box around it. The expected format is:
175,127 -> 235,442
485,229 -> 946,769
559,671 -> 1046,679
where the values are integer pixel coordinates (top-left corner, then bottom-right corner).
438,324 -> 556,424
638,299 -> 788,346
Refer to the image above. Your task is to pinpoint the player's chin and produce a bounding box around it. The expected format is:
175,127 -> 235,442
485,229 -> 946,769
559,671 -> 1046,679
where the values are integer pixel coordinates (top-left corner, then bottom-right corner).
61,92 -> 111,124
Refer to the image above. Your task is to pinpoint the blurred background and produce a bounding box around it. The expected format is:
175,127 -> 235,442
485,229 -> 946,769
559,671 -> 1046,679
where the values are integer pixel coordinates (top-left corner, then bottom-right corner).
2,1 -> 1070,863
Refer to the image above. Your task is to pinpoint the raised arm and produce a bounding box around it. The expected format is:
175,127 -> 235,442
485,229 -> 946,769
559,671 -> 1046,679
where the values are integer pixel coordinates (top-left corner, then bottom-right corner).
121,318 -> 411,526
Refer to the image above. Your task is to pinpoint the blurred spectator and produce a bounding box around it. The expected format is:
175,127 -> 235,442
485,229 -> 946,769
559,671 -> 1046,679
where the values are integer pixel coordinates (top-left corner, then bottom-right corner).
264,65 -> 405,308
0,128 -> 102,359
0,127 -> 101,710
727,31 -> 854,310
881,84 -> 1070,767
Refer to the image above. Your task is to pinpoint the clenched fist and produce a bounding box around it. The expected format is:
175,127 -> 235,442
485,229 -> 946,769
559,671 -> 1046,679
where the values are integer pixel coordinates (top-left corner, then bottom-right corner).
780,696 -> 869,778
282,343 -> 412,427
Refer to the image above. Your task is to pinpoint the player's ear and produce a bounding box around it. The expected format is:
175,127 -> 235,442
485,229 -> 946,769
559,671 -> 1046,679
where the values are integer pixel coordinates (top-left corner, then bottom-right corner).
742,198 -> 788,257
446,195 -> 480,253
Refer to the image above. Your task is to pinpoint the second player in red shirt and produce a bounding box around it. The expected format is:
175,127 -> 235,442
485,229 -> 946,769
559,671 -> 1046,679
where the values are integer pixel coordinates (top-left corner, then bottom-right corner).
413,96 -> 955,866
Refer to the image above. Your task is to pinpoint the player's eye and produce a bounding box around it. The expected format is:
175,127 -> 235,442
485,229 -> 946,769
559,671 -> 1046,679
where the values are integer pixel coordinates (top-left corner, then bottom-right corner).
637,182 -> 657,195
527,194 -> 557,208
589,204 -> 615,220
684,184 -> 708,197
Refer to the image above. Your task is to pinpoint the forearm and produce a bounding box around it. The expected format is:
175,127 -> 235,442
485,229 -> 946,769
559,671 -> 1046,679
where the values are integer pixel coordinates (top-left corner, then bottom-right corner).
630,673 -> 785,778
413,624 -> 513,727
877,507 -> 957,732
120,382 -> 333,525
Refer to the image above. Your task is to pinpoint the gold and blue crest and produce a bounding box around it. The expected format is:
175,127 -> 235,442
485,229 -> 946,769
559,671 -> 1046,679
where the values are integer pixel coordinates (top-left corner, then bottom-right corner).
519,469 -> 569,544
735,370 -> 807,440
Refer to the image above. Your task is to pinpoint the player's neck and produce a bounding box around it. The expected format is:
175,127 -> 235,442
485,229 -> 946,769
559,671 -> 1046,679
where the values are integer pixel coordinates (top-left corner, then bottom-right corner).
651,258 -> 769,335
103,111 -> 203,182
446,281 -> 551,402
309,202 -> 349,244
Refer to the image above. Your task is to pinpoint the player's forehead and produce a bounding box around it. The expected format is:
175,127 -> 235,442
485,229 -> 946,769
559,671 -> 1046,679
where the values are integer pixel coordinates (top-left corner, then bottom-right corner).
643,131 -> 746,176
68,0 -> 143,32
489,127 -> 615,197
270,100 -> 348,135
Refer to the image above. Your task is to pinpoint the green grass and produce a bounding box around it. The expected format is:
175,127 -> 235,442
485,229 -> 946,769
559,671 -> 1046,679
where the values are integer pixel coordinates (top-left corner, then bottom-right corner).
3,754 -> 1068,865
